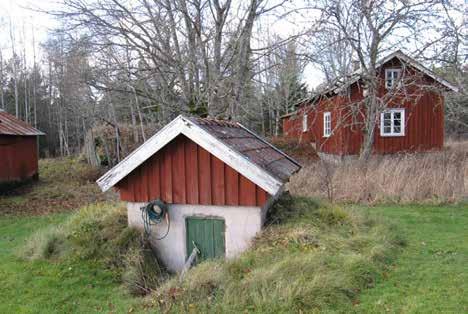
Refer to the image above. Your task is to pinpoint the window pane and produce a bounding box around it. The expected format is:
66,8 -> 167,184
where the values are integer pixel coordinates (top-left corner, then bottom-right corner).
324,113 -> 331,136
394,112 -> 401,119
394,126 -> 401,133
384,119 -> 391,127
383,112 -> 391,120
384,126 -> 391,133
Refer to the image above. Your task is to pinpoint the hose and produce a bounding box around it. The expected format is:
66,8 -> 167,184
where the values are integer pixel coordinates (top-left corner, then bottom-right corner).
140,199 -> 170,240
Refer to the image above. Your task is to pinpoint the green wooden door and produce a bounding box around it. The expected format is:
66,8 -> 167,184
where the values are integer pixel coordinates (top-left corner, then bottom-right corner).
186,217 -> 225,262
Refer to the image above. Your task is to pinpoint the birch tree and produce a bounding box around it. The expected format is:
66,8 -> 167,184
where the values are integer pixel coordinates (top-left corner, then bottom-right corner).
9,18 -> 19,118
0,47 -> 4,110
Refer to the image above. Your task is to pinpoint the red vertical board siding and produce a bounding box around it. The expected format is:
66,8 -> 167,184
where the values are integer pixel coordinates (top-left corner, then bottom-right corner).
225,166 -> 239,205
198,146 -> 212,205
114,135 -> 270,206
161,147 -> 173,203
130,170 -> 138,201
211,156 -> 225,205
0,135 -> 39,184
140,162 -> 149,202
185,140 -> 199,204
119,177 -> 134,202
438,95 -> 444,148
282,105 -> 317,144
149,155 -> 161,200
256,186 -> 268,207
172,137 -> 186,204
239,176 -> 257,206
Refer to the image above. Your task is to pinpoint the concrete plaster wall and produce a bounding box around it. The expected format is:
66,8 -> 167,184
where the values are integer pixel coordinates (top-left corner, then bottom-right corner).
127,202 -> 265,272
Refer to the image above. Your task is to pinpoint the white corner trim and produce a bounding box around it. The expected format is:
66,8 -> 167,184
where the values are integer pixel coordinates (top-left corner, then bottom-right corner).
96,115 -> 283,195
302,114 -> 308,132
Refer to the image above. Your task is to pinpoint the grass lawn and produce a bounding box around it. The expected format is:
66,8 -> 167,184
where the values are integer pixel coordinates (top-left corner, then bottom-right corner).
1,203 -> 465,313
0,158 -> 142,313
355,204 -> 468,313
0,157 -> 466,313
0,213 -> 140,314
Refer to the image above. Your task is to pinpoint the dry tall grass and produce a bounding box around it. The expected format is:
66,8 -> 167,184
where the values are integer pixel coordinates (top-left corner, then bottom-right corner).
289,145 -> 467,204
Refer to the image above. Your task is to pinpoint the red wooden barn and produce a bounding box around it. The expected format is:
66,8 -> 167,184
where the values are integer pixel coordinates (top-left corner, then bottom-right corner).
0,110 -> 44,189
282,51 -> 459,159
97,115 -> 300,271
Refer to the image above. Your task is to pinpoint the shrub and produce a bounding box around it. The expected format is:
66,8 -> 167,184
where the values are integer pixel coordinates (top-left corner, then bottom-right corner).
122,243 -> 166,296
19,226 -> 68,260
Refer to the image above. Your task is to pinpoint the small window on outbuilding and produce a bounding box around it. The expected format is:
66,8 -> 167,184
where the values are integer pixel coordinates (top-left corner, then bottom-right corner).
380,109 -> 405,137
323,112 -> 331,137
385,68 -> 401,89
302,114 -> 308,132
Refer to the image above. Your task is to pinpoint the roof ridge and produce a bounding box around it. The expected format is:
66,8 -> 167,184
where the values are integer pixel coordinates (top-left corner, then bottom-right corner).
299,50 -> 458,105
236,122 -> 302,168
188,115 -> 240,128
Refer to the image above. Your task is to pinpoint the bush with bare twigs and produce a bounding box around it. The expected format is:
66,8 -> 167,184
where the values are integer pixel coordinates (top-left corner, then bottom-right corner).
288,147 -> 467,204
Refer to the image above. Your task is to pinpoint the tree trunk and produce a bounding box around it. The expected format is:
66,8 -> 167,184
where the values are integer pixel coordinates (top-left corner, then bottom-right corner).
9,19 -> 19,118
0,49 -> 4,110
233,0 -> 259,120
359,88 -> 378,161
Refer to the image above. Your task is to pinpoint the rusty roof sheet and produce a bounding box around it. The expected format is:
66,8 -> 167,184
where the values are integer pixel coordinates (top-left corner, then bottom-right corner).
0,110 -> 45,136
189,116 -> 301,183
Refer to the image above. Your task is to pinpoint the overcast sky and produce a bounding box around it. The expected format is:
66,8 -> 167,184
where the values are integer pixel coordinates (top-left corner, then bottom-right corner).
0,1 -> 341,88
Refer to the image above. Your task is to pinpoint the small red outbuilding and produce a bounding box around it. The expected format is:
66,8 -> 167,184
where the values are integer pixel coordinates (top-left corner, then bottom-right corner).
97,115 -> 301,271
0,110 -> 44,188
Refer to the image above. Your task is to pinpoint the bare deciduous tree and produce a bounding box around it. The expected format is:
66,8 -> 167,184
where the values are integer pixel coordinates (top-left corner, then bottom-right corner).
306,0 -> 459,160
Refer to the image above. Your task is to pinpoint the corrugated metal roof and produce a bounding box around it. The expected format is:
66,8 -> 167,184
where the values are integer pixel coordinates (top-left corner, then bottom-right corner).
0,110 -> 45,136
189,116 -> 301,183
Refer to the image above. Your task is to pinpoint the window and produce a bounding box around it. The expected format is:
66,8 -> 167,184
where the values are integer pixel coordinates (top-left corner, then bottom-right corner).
323,112 -> 331,137
302,114 -> 308,132
380,109 -> 405,136
385,68 -> 401,89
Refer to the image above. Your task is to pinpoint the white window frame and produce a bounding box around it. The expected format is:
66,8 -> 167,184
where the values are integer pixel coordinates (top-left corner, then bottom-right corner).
380,109 -> 405,137
323,112 -> 331,137
385,68 -> 401,89
302,114 -> 308,132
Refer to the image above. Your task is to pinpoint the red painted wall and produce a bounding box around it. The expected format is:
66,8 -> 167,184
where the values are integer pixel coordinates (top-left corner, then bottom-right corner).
116,135 -> 270,207
0,135 -> 39,183
282,60 -> 445,155
282,106 -> 318,143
